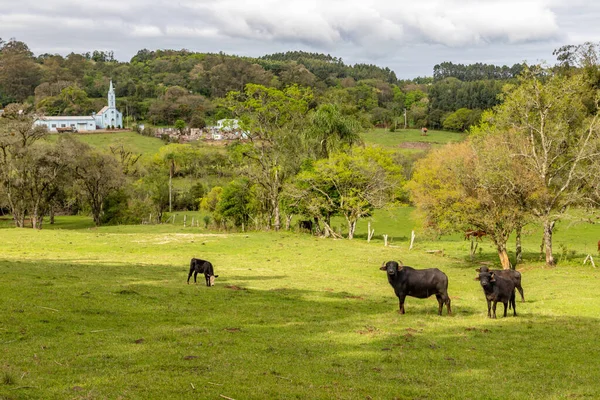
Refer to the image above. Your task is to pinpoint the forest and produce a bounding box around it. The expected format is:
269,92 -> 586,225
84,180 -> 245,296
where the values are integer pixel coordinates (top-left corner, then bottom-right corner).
1,38 -> 599,269
0,37 -> 525,130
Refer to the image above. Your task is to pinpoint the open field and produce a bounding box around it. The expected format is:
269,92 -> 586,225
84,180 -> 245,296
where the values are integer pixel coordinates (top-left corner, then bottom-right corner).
361,128 -> 467,152
2,209 -> 600,399
46,131 -> 165,162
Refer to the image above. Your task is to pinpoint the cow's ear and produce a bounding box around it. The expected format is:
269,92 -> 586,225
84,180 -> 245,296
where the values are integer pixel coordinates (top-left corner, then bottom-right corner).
490,272 -> 496,282
475,268 -> 481,272
475,276 -> 480,281
379,265 -> 387,271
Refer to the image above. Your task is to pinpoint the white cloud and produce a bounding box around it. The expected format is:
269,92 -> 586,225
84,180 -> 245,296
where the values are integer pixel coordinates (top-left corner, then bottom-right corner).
0,0 -> 597,76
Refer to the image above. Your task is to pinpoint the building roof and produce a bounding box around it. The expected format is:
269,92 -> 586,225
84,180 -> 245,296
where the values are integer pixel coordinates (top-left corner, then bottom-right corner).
96,106 -> 109,115
36,116 -> 95,121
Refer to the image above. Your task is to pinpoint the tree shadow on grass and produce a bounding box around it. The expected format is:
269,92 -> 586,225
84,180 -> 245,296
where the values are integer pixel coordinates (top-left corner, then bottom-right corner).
3,258 -> 600,399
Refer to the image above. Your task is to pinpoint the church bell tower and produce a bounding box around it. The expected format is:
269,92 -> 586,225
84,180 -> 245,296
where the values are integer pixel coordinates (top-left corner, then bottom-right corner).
108,80 -> 116,109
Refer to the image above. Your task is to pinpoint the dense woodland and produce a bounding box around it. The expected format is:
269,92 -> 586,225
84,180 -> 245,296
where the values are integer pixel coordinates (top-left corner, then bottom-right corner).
0,37 -> 526,130
1,38 -> 600,269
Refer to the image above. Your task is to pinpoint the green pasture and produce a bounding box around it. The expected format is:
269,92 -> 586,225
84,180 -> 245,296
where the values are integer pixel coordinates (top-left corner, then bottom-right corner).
361,128 -> 467,151
2,208 -> 600,399
47,131 -> 165,162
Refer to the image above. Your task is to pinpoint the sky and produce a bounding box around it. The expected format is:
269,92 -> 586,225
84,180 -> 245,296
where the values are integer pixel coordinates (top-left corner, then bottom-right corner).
1,0 -> 600,79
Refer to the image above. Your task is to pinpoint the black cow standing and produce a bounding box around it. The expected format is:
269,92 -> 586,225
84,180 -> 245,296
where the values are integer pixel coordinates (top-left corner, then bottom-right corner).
187,258 -> 219,286
380,261 -> 451,315
476,266 -> 524,302
475,270 -> 516,318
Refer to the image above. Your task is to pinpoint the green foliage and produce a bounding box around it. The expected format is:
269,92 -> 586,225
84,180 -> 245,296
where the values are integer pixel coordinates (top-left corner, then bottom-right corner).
442,108 -> 482,132
433,61 -> 524,82
294,147 -> 405,238
217,178 -> 257,228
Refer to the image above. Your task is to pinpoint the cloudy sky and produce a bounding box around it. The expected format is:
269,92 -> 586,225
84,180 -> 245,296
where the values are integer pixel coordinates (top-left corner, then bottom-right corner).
1,0 -> 599,78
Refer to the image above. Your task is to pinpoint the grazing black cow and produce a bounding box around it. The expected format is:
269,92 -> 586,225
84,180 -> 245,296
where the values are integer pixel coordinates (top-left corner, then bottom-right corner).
476,266 -> 524,302
187,258 -> 219,286
475,270 -> 516,318
380,261 -> 451,315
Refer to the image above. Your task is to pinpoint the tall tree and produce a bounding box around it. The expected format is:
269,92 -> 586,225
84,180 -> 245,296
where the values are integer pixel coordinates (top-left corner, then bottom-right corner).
488,66 -> 600,266
0,105 -> 48,227
225,84 -> 312,230
308,103 -> 362,159
0,39 -> 42,103
66,140 -> 125,226
408,138 -> 538,269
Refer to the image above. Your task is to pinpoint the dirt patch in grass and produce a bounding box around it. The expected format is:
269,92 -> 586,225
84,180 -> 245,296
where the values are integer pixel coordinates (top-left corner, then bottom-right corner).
398,142 -> 432,149
225,285 -> 245,290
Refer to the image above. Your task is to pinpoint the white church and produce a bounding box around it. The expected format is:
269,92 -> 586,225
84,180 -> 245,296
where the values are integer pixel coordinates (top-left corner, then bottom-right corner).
34,80 -> 123,132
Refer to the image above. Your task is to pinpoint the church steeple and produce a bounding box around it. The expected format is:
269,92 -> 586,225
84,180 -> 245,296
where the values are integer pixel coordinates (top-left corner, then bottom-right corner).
108,80 -> 116,109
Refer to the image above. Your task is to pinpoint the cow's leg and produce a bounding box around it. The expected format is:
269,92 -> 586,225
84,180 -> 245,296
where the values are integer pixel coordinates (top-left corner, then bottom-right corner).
502,301 -> 508,317
398,296 -> 406,314
486,299 -> 492,318
435,294 -> 443,316
187,267 -> 194,284
511,293 -> 517,316
193,271 -> 199,284
445,296 -> 452,315
491,301 -> 497,319
205,274 -> 210,287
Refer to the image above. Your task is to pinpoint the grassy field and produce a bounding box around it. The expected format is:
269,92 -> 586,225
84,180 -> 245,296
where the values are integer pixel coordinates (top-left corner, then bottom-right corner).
361,128 -> 467,152
46,131 -> 165,162
2,209 -> 600,399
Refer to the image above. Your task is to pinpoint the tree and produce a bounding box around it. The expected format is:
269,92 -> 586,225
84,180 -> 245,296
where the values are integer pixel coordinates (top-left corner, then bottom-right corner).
295,147 -> 404,239
0,105 -> 49,227
408,138 -> 539,269
67,141 -> 125,226
307,103 -> 362,159
217,178 -> 257,229
487,66 -> 600,266
225,84 -> 312,230
0,39 -> 41,103
174,119 -> 186,135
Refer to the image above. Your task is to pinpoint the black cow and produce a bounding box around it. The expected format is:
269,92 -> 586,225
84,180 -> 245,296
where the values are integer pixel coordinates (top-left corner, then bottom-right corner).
380,261 -> 451,315
476,266 -> 524,302
187,258 -> 219,286
475,270 -> 516,318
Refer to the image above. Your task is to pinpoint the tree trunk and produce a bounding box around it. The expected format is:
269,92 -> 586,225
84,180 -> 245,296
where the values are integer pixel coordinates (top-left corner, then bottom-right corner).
515,224 -> 522,268
346,217 -> 357,240
285,214 -> 292,231
543,219 -> 557,266
273,202 -> 281,231
50,205 -> 55,224
497,244 -> 511,270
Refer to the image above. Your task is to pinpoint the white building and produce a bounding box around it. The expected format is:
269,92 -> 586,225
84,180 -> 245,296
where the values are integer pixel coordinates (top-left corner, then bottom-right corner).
34,80 -> 123,132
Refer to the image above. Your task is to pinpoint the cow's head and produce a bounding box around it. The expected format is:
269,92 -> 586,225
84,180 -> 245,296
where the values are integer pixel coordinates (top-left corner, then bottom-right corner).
380,261 -> 402,275
475,266 -> 490,273
475,271 -> 495,287
207,274 -> 219,286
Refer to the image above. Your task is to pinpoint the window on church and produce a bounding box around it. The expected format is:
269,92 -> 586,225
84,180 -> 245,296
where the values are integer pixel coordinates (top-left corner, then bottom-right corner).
51,124 -> 56,128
